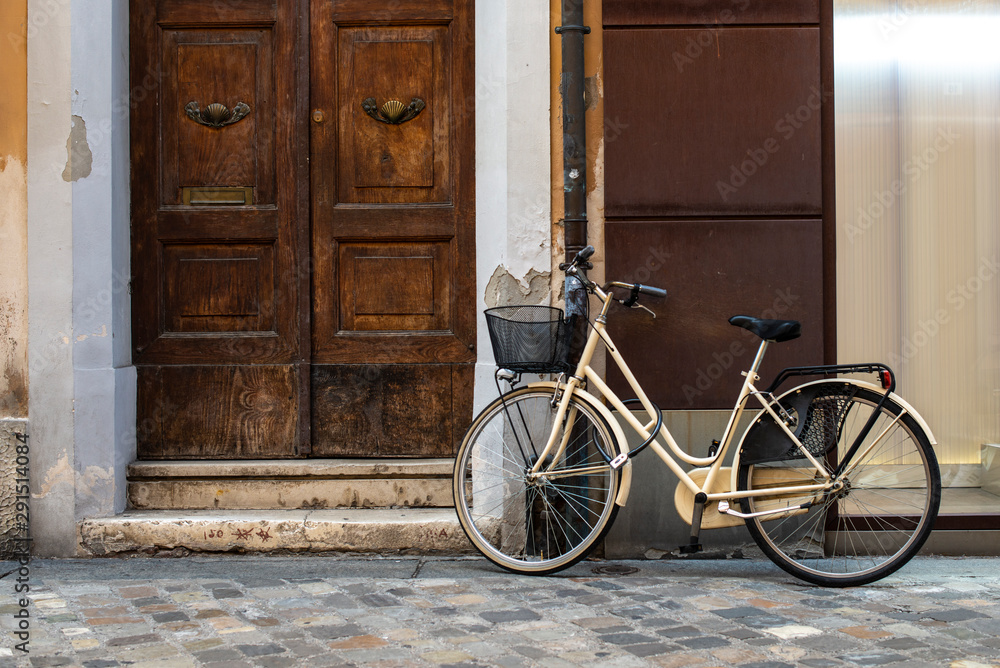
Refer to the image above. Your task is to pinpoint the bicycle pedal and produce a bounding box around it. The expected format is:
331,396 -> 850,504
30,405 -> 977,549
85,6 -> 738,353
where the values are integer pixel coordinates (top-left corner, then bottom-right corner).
609,453 -> 628,469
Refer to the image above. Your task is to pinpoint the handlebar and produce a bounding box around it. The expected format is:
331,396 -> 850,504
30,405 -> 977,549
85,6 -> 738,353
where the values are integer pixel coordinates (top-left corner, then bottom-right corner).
562,246 -> 668,304
606,281 -> 667,308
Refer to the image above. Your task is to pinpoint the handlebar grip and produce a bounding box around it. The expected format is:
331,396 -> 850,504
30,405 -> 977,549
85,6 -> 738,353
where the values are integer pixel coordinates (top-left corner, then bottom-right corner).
636,284 -> 667,298
575,245 -> 596,263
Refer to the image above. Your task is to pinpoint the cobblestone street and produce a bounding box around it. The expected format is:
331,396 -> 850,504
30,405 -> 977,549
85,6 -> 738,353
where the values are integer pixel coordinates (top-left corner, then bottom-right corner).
1,555 -> 999,667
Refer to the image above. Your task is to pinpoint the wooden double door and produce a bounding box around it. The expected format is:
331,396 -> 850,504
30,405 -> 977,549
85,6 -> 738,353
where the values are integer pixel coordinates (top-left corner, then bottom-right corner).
130,0 -> 475,459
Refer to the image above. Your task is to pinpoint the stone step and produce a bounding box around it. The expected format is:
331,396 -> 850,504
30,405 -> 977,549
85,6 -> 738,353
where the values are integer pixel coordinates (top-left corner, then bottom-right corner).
127,459 -> 455,510
78,508 -> 473,557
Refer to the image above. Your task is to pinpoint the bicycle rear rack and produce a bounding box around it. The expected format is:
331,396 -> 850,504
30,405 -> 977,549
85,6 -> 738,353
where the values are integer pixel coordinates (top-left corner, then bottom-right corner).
764,363 -> 895,395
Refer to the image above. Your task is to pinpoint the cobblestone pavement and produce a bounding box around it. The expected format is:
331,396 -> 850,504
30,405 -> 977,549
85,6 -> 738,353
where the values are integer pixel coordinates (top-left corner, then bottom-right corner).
1,555 -> 999,667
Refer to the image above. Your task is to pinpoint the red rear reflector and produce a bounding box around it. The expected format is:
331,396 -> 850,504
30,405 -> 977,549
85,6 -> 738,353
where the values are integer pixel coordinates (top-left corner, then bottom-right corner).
879,370 -> 892,389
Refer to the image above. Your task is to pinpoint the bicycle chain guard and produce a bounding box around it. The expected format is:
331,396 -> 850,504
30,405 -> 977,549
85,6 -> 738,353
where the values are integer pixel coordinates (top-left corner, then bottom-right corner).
673,468 -> 743,530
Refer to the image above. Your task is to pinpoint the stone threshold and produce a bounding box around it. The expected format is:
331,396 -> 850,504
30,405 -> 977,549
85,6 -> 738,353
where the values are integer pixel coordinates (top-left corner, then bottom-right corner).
128,458 -> 456,510
78,508 -> 472,557
128,458 -> 455,480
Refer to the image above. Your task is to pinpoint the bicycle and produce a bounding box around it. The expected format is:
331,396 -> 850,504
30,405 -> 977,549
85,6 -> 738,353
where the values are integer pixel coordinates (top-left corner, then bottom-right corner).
453,245 -> 941,587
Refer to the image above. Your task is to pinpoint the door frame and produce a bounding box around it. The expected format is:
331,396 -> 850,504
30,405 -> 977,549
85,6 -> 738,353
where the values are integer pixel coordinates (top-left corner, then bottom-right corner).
27,0 -> 553,552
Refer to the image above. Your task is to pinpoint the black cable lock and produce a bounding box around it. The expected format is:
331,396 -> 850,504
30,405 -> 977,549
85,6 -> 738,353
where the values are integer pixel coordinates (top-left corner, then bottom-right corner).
618,398 -> 663,459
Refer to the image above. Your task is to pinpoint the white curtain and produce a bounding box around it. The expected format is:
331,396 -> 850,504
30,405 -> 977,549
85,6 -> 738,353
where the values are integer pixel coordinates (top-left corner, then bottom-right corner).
835,0 -> 1000,480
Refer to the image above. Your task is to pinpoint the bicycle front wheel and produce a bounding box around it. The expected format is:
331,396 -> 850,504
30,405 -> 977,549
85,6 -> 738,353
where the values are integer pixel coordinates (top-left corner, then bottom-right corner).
738,383 -> 941,587
453,387 -> 621,575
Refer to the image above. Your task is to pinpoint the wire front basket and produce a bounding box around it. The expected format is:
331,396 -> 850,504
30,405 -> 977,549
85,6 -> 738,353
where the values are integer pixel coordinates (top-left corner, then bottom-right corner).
485,305 -> 572,374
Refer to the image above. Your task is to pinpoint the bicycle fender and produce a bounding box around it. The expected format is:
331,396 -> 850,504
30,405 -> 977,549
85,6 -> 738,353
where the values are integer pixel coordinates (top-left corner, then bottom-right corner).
527,381 -> 633,507
842,379 -> 937,444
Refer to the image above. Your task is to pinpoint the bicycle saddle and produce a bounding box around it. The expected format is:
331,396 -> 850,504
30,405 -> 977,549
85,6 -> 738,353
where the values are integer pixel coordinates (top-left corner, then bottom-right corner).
729,315 -> 801,342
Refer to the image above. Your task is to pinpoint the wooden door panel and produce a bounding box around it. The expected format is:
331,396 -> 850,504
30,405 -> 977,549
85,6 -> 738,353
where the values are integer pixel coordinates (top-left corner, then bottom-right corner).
163,243 -> 275,333
349,37 -> 435,189
310,364 -> 470,457
131,0 -> 306,458
339,242 -> 451,333
138,365 -> 299,459
603,0 -> 819,25
163,32 -> 274,204
604,26 -> 823,217
310,0 -> 475,456
338,27 -> 448,202
603,0 -> 835,411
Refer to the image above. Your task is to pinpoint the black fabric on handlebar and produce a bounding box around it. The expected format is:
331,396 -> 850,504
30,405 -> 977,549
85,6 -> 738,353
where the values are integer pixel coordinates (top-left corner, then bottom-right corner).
637,284 -> 667,298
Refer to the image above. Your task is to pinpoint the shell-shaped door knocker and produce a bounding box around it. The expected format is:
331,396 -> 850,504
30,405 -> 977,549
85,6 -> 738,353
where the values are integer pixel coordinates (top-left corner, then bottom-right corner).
362,97 -> 425,125
185,101 -> 252,128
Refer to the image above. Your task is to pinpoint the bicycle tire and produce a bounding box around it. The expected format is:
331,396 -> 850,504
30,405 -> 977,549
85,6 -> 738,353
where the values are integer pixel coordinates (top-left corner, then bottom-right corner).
737,382 -> 940,587
453,387 -> 621,575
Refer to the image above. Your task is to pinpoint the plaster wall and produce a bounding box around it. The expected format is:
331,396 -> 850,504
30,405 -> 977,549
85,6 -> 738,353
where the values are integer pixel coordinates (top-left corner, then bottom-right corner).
0,0 -> 31,559
27,0 -> 75,556
0,0 -> 29,419
473,0 -> 553,414
69,0 -> 134,520
27,0 -> 132,556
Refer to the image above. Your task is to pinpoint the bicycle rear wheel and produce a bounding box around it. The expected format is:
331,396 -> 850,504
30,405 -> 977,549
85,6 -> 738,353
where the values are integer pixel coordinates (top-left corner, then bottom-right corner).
453,387 -> 621,575
738,383 -> 940,587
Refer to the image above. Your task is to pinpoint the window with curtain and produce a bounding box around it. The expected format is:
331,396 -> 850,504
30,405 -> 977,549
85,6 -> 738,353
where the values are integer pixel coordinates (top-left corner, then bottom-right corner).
835,0 -> 1000,508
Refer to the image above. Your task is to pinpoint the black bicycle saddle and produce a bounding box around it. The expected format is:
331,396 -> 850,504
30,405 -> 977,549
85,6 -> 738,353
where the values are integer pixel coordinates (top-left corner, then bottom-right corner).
728,315 -> 801,342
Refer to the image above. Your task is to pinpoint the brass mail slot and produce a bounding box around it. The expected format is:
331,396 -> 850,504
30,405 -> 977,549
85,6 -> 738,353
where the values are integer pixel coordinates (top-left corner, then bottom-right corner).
182,186 -> 254,206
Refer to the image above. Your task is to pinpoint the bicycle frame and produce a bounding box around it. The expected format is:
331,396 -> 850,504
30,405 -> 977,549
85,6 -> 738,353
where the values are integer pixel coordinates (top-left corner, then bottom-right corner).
526,284 -> 835,513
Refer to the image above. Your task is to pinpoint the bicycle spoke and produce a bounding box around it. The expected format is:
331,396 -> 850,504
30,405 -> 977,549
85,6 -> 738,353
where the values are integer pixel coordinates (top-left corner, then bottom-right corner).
543,484 -> 601,531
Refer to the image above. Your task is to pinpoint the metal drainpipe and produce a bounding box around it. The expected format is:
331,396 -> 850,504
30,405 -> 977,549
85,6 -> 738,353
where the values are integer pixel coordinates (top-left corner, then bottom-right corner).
557,0 -> 591,357
556,0 -> 592,551
557,0 -> 590,265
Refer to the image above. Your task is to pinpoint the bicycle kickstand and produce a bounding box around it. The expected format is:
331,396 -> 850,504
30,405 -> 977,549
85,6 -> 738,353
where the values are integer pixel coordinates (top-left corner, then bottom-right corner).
679,493 -> 707,554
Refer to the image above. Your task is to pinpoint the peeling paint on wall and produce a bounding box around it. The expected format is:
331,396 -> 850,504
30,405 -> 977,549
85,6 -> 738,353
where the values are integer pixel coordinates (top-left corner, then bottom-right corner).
36,451 -> 74,498
75,465 -> 116,517
0,421 -> 29,557
0,157 -> 29,417
485,266 -> 551,308
584,75 -> 600,112
62,115 -> 93,182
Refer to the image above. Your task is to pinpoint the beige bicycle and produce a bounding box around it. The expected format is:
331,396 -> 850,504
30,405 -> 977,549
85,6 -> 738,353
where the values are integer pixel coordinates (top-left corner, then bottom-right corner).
453,246 -> 941,587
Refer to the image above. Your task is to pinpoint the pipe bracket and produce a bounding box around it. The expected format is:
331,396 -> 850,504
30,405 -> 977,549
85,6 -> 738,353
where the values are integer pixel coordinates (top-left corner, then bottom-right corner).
555,24 -> 591,34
